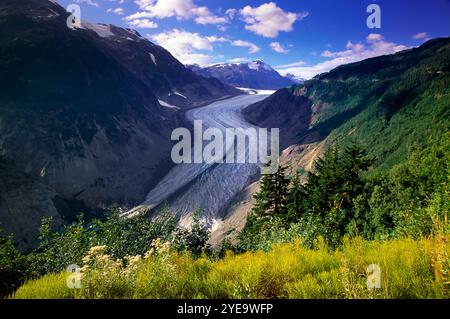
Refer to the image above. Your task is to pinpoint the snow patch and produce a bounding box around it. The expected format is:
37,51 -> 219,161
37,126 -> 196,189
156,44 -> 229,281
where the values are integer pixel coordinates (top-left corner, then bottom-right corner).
248,60 -> 273,71
149,53 -> 156,65
247,61 -> 260,71
171,91 -> 187,99
81,22 -> 114,38
125,28 -> 144,39
158,100 -> 180,109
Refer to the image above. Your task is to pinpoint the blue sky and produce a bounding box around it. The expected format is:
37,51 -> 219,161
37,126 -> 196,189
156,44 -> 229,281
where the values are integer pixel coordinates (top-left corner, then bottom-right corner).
57,0 -> 450,78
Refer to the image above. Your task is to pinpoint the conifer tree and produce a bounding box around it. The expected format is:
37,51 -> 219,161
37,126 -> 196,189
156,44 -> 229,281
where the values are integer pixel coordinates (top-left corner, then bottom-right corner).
252,164 -> 290,221
286,172 -> 306,223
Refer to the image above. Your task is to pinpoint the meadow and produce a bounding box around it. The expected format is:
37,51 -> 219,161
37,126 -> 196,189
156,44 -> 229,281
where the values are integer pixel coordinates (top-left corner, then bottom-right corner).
11,236 -> 449,299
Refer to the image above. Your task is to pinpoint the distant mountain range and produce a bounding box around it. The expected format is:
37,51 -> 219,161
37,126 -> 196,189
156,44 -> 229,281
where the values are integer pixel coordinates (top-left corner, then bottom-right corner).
187,60 -> 299,90
0,0 -> 239,249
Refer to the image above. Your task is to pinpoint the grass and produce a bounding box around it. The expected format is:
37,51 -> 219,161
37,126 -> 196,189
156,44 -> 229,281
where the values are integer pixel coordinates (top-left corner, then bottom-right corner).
11,236 -> 449,299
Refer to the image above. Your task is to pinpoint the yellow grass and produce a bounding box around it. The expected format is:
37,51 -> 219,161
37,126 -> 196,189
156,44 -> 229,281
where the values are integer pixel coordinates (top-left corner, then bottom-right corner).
11,237 -> 450,299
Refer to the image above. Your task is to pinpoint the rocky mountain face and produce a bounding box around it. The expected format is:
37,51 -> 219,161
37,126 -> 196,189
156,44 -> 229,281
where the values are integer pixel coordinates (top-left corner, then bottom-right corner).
0,0 -> 238,249
81,24 -> 240,108
213,38 -> 450,244
284,73 -> 305,84
188,60 -> 296,90
242,88 -> 312,148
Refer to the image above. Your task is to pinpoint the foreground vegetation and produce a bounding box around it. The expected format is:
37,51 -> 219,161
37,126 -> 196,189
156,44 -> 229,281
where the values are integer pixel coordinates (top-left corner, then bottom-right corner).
11,236 -> 449,299
2,134 -> 448,299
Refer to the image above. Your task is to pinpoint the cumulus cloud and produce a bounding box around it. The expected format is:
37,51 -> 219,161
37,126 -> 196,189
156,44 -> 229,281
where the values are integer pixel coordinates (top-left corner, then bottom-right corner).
129,0 -> 227,25
107,7 -> 124,15
366,33 -> 384,42
227,57 -> 249,63
270,42 -> 289,53
239,2 -> 307,38
75,0 -> 99,7
413,32 -> 428,40
127,18 -> 158,28
275,60 -> 306,69
225,8 -> 238,19
277,35 -> 409,79
148,28 -> 261,64
150,29 -> 227,65
321,41 -> 365,58
231,40 -> 261,54
106,0 -> 126,3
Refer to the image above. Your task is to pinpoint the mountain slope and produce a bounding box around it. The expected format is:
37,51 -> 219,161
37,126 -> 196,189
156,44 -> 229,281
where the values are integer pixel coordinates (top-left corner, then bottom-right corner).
0,0 -> 239,248
212,38 -> 450,244
82,24 -> 241,108
188,60 -> 296,90
244,37 -> 450,172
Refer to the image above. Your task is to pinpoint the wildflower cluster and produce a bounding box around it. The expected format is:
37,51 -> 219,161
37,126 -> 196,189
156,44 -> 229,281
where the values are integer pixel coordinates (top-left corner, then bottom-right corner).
144,238 -> 171,259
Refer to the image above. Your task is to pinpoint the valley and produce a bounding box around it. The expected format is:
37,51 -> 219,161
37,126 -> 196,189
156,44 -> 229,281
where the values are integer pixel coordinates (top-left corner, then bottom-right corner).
124,91 -> 274,232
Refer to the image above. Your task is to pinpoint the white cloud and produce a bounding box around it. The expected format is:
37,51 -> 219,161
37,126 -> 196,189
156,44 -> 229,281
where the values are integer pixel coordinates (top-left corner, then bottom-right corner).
194,6 -> 228,25
130,0 -> 227,25
366,33 -> 384,42
239,2 -> 307,38
107,7 -> 124,15
149,28 -> 261,64
321,41 -> 365,58
225,8 -> 238,19
75,0 -> 99,7
270,42 -> 289,54
277,35 -> 409,79
123,11 -> 153,21
150,29 -> 226,65
231,40 -> 261,54
275,60 -> 306,69
413,32 -> 428,40
227,57 -> 249,63
127,18 -> 158,29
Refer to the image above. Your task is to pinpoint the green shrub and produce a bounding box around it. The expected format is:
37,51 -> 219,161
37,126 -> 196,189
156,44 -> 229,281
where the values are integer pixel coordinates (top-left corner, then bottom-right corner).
0,233 -> 29,297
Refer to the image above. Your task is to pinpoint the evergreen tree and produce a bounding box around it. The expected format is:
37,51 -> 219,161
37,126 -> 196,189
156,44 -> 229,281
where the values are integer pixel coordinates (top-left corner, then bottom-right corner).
239,163 -> 290,246
299,143 -> 375,245
252,164 -> 290,221
286,172 -> 306,223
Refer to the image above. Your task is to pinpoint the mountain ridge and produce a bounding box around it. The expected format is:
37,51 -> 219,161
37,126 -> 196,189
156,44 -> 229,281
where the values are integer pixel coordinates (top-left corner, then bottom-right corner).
187,60 -> 296,90
0,0 -> 240,249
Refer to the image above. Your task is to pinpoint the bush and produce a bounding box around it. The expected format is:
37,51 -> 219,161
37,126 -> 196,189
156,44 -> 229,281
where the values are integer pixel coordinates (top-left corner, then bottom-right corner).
0,233 -> 29,297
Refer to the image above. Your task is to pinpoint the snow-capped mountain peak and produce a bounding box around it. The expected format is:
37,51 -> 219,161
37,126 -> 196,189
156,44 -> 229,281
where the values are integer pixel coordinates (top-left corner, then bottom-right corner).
187,60 -> 296,90
247,60 -> 273,71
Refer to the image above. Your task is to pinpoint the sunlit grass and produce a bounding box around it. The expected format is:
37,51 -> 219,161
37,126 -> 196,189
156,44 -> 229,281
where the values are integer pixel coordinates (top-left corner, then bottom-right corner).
11,236 -> 449,299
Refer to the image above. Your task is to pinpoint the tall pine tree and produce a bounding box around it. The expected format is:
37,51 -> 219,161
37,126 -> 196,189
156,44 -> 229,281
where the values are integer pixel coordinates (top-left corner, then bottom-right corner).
252,164 -> 290,221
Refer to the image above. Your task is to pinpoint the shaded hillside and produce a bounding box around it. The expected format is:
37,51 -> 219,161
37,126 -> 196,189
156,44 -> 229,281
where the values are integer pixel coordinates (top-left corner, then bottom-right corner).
0,0 -> 239,248
88,25 -> 241,108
